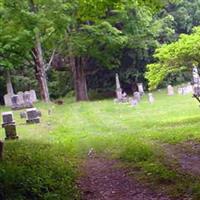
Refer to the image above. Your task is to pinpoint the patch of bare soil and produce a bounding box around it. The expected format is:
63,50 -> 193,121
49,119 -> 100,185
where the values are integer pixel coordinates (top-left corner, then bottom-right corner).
163,140 -> 200,176
77,156 -> 171,200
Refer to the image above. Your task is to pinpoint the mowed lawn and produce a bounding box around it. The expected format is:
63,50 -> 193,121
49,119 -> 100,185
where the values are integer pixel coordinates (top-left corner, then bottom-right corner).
0,91 -> 200,199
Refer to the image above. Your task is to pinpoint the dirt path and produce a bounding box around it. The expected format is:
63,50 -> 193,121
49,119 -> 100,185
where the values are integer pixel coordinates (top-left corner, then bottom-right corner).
163,140 -> 200,176
77,157 -> 171,200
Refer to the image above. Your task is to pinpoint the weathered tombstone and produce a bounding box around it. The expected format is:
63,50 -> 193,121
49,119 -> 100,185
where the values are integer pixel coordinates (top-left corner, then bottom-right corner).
148,93 -> 154,104
167,85 -> 174,96
130,98 -> 138,107
1,112 -> 18,140
26,108 -> 40,124
4,124 -> 18,140
20,111 -> 26,119
137,83 -> 144,95
4,94 -> 12,107
116,73 -> 123,101
133,92 -> 141,102
2,112 -> 15,127
11,95 -> 20,110
29,90 -> 37,102
177,87 -> 183,95
23,91 -> 33,108
0,141 -> 3,160
17,91 -> 25,106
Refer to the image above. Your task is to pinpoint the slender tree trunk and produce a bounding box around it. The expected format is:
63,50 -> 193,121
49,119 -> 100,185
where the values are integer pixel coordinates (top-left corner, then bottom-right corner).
29,0 -> 49,103
72,57 -> 88,101
32,32 -> 50,102
6,70 -> 14,95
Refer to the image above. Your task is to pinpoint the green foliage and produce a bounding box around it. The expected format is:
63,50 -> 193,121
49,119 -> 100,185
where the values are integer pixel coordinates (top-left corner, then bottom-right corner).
146,26 -> 200,89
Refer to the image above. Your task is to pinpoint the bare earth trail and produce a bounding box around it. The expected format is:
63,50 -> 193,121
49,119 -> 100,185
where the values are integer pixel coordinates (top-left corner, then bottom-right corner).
77,156 -> 172,200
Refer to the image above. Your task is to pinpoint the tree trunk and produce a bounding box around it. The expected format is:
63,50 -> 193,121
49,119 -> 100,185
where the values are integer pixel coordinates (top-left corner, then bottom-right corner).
72,57 -> 89,101
6,70 -> 14,95
32,32 -> 50,102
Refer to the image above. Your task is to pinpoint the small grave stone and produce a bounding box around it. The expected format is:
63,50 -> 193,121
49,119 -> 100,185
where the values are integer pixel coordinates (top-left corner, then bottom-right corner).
133,92 -> 141,102
177,87 -> 183,95
2,112 -> 15,127
23,92 -> 33,108
148,93 -> 154,104
4,94 -> 12,107
20,112 -> 26,119
11,95 -> 20,110
26,108 -> 40,124
17,91 -> 25,106
130,98 -> 138,107
137,83 -> 144,95
167,85 -> 174,96
1,112 -> 18,140
116,73 -> 123,101
4,124 -> 18,140
29,90 -> 37,102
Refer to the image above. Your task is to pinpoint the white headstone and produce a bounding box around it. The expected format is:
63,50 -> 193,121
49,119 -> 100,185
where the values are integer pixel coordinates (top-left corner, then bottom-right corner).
17,91 -> 24,105
29,90 -> 37,102
115,73 -> 122,100
133,92 -> 141,102
148,93 -> 154,104
167,85 -> 174,96
3,94 -> 12,106
137,83 -> 144,95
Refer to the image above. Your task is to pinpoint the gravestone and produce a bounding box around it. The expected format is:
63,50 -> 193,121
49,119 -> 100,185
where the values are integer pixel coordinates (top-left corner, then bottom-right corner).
4,94 -> 12,107
26,108 -> 40,124
29,90 -> 37,102
11,95 -> 20,110
177,87 -> 183,95
130,98 -> 138,107
17,91 -> 25,106
2,112 -> 15,127
4,124 -> 18,140
20,112 -> 26,119
167,85 -> 174,96
133,92 -> 141,102
148,93 -> 154,104
1,112 -> 18,140
137,83 -> 144,95
23,91 -> 33,108
115,73 -> 123,101
192,66 -> 200,96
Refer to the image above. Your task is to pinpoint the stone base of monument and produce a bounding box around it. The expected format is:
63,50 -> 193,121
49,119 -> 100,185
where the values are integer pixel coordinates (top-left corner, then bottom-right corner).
4,124 -> 19,140
26,118 -> 40,124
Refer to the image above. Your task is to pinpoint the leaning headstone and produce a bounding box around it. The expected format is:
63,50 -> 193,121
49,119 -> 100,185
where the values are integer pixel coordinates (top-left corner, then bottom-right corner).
133,92 -> 141,102
4,94 -> 12,107
137,83 -> 144,95
148,93 -> 154,104
116,73 -> 123,101
17,91 -> 25,106
1,112 -> 18,140
29,90 -> 37,102
167,85 -> 174,96
26,108 -> 40,124
23,91 -> 33,108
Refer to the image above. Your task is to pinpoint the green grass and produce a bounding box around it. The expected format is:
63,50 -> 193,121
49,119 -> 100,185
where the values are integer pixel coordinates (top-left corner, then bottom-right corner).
0,90 -> 200,199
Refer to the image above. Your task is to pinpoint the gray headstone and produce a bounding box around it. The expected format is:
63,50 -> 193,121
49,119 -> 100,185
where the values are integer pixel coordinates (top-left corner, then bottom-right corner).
26,108 -> 40,124
23,92 -> 33,108
17,91 -> 25,105
130,98 -> 138,107
116,73 -> 123,101
167,85 -> 174,96
2,112 -> 15,127
4,94 -> 12,107
133,92 -> 141,102
20,112 -> 26,119
4,124 -> 18,140
29,90 -> 37,102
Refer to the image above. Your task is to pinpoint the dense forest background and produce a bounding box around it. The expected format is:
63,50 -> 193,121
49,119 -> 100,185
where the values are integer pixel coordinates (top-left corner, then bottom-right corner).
1,0 -> 200,103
